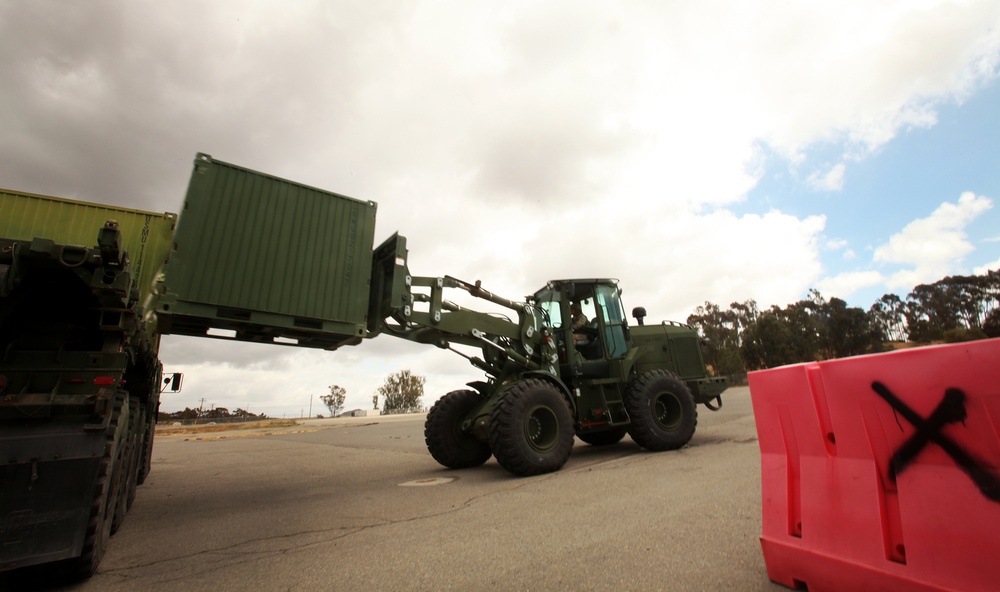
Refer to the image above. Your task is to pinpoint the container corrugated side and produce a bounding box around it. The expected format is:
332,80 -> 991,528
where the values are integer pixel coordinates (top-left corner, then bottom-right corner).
156,153 -> 377,349
0,188 -> 177,304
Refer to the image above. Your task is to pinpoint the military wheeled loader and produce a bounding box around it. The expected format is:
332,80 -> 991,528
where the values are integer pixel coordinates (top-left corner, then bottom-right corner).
366,238 -> 728,476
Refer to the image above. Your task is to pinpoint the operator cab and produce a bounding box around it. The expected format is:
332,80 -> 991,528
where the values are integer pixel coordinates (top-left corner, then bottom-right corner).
533,279 -> 630,367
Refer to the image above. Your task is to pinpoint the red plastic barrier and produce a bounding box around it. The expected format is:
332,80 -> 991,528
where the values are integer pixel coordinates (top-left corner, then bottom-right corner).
749,339 -> 1000,592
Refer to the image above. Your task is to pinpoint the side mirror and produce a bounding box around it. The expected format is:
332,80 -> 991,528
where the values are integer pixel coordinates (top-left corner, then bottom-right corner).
163,372 -> 184,393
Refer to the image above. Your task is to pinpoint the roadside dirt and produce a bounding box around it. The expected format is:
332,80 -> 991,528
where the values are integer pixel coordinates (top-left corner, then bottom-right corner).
155,420 -> 299,435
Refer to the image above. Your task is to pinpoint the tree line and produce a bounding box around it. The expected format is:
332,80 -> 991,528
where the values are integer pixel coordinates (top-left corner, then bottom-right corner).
687,269 -> 1000,374
158,406 -> 268,423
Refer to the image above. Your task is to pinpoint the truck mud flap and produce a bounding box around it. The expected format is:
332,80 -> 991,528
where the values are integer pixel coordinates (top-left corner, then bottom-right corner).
0,425 -> 105,570
0,458 -> 102,570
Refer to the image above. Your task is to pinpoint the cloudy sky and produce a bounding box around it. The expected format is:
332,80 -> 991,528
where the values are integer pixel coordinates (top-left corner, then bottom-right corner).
3,1 -> 999,416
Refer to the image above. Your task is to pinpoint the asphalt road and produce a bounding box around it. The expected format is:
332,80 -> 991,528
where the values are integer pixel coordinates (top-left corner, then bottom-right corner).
34,386 -> 787,591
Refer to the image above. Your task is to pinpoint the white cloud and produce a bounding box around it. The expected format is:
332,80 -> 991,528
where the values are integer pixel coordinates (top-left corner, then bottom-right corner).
1,2 -> 999,414
974,258 -> 1000,275
749,1 -> 1000,158
808,163 -> 847,191
816,271 -> 886,301
824,238 -> 856,261
874,192 -> 993,288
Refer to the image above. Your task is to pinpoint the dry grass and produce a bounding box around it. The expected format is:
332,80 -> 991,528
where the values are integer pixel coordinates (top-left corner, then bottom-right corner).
155,419 -> 299,435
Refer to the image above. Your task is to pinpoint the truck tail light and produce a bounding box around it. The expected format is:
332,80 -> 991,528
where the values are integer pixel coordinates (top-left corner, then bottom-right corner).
93,376 -> 118,386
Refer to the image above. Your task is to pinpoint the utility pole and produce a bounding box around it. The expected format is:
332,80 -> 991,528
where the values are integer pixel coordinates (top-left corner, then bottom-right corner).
308,393 -> 313,418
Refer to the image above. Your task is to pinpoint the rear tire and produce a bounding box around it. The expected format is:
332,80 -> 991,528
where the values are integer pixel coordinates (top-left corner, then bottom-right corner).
424,390 -> 492,469
110,395 -> 135,534
66,390 -> 128,579
136,402 -> 155,485
124,398 -> 144,510
489,379 -> 574,476
625,370 -> 697,451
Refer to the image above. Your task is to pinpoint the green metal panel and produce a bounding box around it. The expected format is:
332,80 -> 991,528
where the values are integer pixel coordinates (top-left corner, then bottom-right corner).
631,321 -> 706,380
156,154 -> 377,349
0,188 -> 177,304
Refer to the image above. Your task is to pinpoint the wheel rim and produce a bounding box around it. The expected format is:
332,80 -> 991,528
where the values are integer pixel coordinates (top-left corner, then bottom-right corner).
651,390 -> 683,431
523,404 -> 560,452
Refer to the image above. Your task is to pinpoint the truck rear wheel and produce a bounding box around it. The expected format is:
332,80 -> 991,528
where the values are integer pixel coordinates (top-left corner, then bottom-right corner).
124,397 -> 144,511
625,370 -> 697,451
577,426 -> 628,446
68,390 -> 128,579
489,379 -> 574,476
136,402 -> 155,485
111,395 -> 137,534
424,390 -> 492,469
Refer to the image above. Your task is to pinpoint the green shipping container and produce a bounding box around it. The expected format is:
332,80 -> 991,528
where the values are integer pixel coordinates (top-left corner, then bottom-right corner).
156,154 -> 378,350
0,188 -> 177,305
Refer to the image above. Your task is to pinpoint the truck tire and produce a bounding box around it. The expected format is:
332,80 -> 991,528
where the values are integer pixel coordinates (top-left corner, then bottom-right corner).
68,390 -> 128,579
424,390 -> 492,469
110,394 -> 134,534
136,402 -> 155,485
124,397 -> 144,510
577,426 -> 628,446
625,370 -> 697,451
488,379 -> 574,476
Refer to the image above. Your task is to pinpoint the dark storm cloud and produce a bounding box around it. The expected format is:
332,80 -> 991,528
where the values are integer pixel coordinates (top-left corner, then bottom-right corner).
0,2 -> 364,211
1,3 -> 140,202
0,1 -> 382,375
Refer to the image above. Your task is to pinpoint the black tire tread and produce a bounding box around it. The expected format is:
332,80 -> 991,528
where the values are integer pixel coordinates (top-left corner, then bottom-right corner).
625,370 -> 697,451
488,379 -> 574,477
424,390 -> 492,469
66,390 -> 128,579
136,401 -> 155,485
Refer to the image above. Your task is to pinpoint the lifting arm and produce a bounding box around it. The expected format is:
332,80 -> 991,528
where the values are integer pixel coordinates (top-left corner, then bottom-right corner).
367,235 -> 555,378
386,275 -> 553,376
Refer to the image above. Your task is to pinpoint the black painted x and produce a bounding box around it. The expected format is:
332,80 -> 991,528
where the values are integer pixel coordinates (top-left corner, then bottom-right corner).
872,381 -> 1000,503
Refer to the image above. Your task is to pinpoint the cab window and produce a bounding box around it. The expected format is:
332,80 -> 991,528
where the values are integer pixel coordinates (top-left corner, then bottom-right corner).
595,285 -> 627,358
535,289 -> 563,328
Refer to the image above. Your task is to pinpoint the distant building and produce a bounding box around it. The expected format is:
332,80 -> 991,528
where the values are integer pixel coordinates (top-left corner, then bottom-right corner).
341,409 -> 381,417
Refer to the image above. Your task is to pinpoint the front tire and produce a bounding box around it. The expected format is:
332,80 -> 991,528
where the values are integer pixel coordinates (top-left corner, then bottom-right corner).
424,390 -> 492,469
489,379 -> 574,476
625,370 -> 697,451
